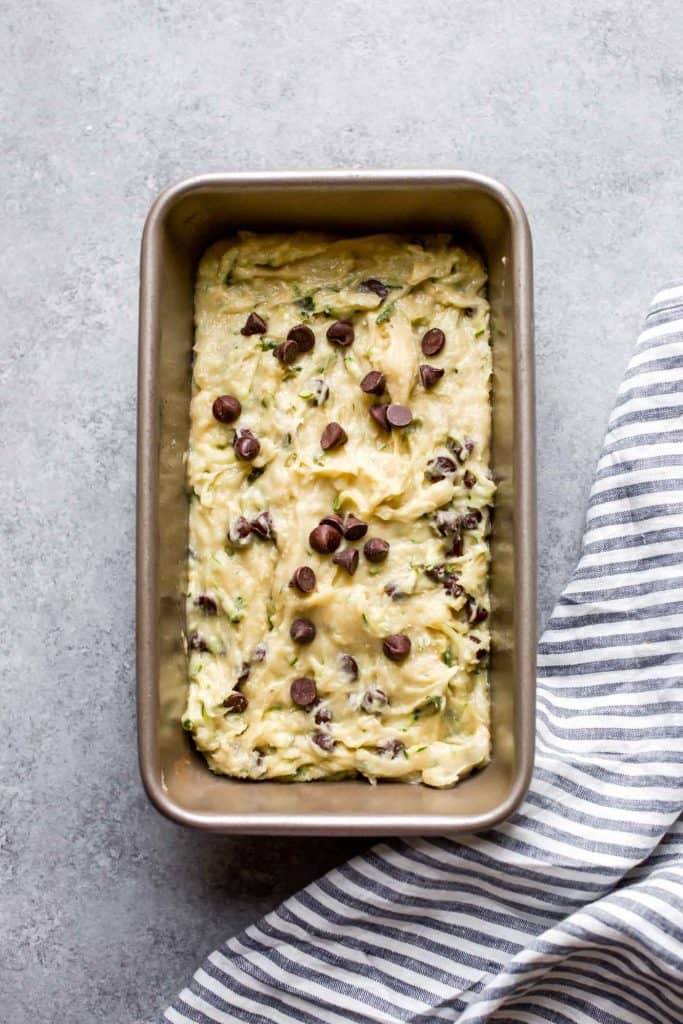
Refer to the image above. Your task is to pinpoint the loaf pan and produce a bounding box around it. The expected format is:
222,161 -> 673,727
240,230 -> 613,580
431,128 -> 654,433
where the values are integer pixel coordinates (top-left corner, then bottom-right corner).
137,171 -> 536,835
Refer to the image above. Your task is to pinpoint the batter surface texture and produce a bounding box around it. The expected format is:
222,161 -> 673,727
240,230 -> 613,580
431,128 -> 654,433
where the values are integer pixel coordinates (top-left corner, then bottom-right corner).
184,232 -> 494,787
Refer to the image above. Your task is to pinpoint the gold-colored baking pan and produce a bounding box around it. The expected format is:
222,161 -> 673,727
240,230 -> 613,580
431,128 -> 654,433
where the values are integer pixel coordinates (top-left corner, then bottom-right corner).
137,171 -> 536,834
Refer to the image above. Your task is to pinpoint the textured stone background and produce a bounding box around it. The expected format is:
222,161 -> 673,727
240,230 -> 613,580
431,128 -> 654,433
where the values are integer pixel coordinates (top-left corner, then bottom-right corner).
1,1 -> 681,1020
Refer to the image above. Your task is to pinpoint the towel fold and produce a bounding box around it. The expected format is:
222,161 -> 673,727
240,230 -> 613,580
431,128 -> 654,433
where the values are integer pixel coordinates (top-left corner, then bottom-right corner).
160,283 -> 683,1024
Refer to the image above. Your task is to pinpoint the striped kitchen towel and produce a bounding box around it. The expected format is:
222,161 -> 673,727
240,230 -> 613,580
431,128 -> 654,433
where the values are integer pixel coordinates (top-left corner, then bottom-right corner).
160,283 -> 683,1024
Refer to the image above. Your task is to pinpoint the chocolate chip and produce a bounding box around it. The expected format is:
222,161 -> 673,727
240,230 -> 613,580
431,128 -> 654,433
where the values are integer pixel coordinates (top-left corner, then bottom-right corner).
314,705 -> 333,725
425,566 -> 462,598
252,642 -> 267,662
212,394 -> 242,423
419,365 -> 445,390
426,457 -> 457,481
195,595 -> 217,615
274,338 -> 300,364
290,617 -> 316,644
291,676 -> 318,707
377,738 -> 405,758
360,278 -> 389,299
444,576 -> 464,598
466,599 -> 489,625
433,509 -> 461,536
340,654 -> 358,678
333,548 -> 359,575
224,691 -> 248,714
463,470 -> 477,489
360,371 -> 386,395
250,510 -> 275,540
233,428 -> 260,461
446,437 -> 464,461
241,312 -> 267,335
382,633 -> 411,661
287,324 -> 315,352
326,320 -> 354,346
321,422 -> 348,451
446,533 -> 464,558
461,508 -> 483,530
342,513 -> 368,541
236,662 -> 250,685
424,564 -> 448,583
310,523 -> 342,554
425,563 -> 462,596
290,566 -> 316,593
319,513 -> 345,533
447,438 -> 474,463
246,466 -> 265,484
421,327 -> 445,356
369,404 -> 391,431
312,731 -> 335,751
463,306 -> 475,317
228,515 -> 252,546
386,404 -> 413,428
188,633 -> 208,652
361,687 -> 388,713
384,580 -> 406,600
308,378 -> 329,405
363,537 -> 390,563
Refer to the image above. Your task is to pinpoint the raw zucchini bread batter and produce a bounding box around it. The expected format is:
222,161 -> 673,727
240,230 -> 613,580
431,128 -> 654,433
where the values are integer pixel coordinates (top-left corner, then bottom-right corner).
184,232 -> 494,787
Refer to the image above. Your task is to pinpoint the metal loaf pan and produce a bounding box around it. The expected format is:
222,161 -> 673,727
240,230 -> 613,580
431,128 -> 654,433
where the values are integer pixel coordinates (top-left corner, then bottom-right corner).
137,171 -> 536,835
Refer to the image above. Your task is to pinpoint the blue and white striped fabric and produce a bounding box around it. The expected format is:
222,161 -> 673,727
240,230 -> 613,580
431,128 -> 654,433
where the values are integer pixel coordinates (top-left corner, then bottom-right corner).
160,284 -> 683,1024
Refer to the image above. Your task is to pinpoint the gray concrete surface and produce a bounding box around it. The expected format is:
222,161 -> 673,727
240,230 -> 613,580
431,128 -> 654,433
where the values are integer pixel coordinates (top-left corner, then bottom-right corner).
1,0 -> 681,1020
